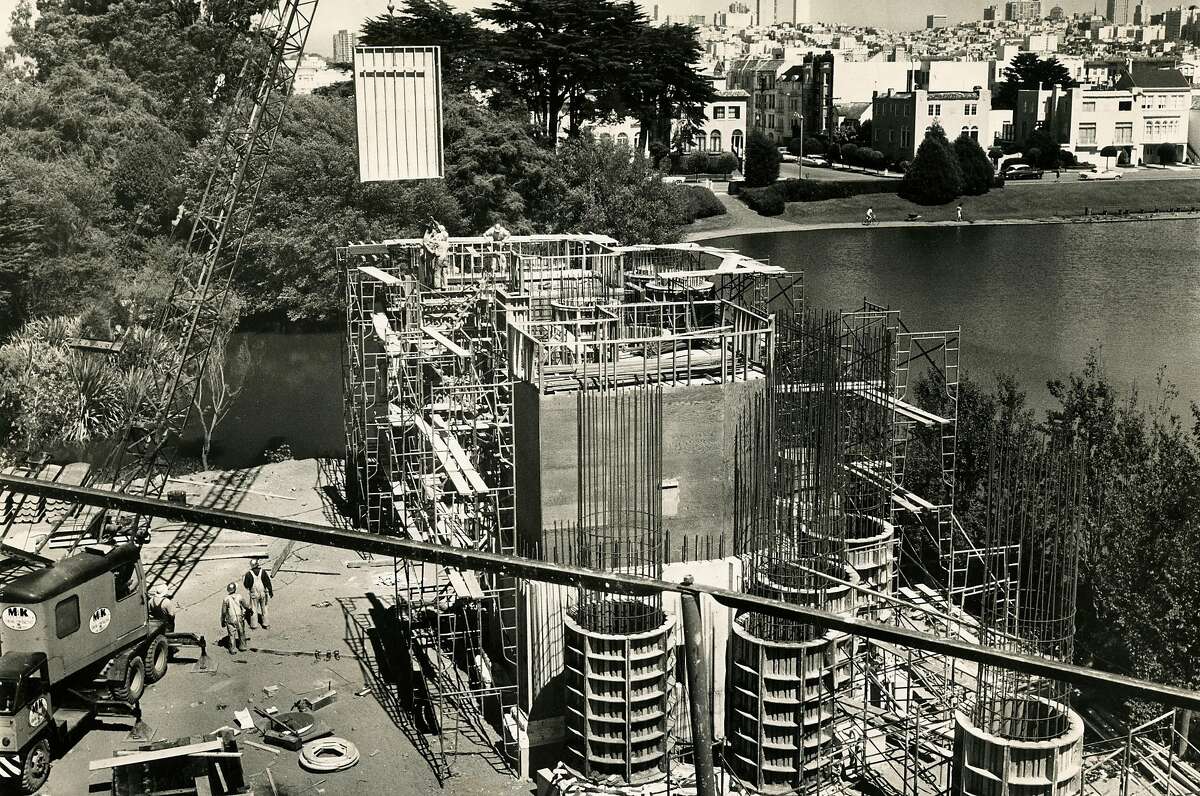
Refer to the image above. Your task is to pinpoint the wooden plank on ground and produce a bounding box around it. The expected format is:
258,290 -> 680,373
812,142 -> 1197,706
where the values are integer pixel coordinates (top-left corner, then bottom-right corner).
89,739 -> 224,771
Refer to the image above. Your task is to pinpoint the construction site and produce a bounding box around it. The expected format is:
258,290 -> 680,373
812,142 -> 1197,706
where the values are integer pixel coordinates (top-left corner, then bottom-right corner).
0,3 -> 1199,796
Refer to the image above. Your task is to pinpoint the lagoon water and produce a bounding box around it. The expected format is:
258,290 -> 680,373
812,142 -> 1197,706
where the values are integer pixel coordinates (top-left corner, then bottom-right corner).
205,219 -> 1200,468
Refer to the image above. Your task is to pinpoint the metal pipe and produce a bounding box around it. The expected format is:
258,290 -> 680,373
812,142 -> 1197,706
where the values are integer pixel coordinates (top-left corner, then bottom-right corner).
680,578 -> 716,796
6,474 -> 1200,712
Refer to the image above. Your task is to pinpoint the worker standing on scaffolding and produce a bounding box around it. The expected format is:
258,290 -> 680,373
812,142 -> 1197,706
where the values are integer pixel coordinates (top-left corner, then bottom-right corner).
423,219 -> 451,288
484,220 -> 511,273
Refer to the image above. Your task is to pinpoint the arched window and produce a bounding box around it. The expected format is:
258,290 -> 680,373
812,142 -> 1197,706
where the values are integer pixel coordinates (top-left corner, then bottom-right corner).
731,129 -> 744,152
961,125 -> 970,137
616,132 -> 629,148
710,130 -> 722,151
970,126 -> 979,140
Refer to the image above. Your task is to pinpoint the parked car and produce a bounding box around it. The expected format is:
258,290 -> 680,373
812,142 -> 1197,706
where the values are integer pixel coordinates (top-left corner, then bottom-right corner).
1002,164 -> 1044,180
777,148 -> 798,163
1079,171 -> 1122,181
800,156 -> 828,167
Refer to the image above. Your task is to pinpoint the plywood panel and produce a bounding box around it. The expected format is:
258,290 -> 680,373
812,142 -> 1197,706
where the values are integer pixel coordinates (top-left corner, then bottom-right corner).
354,46 -> 444,181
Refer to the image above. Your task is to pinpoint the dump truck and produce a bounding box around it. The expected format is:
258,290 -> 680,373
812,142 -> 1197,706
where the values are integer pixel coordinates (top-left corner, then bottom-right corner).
0,543 -> 204,793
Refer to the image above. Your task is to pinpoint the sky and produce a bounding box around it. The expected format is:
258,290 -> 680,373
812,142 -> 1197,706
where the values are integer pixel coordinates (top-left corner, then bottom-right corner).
1,0 -> 1105,54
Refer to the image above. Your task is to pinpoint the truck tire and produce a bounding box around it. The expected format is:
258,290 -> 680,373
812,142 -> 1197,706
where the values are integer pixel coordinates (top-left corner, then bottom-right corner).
17,738 -> 49,794
114,656 -> 146,702
144,635 -> 169,684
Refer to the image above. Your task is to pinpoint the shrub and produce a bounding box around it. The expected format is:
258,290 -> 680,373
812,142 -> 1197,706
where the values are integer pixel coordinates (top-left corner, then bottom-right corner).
683,150 -> 710,175
953,134 -> 994,196
728,180 -> 744,196
899,125 -> 963,205
743,130 -> 781,187
677,184 -> 727,223
714,152 -> 739,175
774,178 -> 898,202
787,137 -> 804,156
805,137 -> 826,155
841,143 -> 860,165
826,142 -> 841,162
740,185 -> 785,215
1157,142 -> 1179,164
648,141 -> 670,168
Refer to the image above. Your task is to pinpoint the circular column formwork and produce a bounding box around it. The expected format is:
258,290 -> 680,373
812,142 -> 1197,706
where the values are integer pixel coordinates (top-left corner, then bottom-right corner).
728,612 -> 855,794
562,608 -> 675,785
954,700 -> 1084,796
844,514 -> 895,620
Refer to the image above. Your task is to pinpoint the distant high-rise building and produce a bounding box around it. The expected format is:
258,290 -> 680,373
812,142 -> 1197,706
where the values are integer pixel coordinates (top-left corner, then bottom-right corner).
926,13 -> 949,28
1133,1 -> 1150,23
1005,1 -> 1042,20
1165,5 -> 1200,38
756,0 -> 809,25
688,13 -> 707,25
332,29 -> 356,64
984,5 -> 999,20
1049,5 -> 1065,19
1106,0 -> 1131,23
652,4 -> 659,21
730,1 -> 751,12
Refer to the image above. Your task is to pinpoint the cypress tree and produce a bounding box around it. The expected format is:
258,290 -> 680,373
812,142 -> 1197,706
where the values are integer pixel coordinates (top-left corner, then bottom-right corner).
900,125 -> 963,205
743,129 -> 781,187
953,133 -> 994,196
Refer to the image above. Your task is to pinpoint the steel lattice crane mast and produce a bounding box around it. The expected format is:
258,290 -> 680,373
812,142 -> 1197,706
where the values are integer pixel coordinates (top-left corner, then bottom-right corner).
34,0 -> 320,554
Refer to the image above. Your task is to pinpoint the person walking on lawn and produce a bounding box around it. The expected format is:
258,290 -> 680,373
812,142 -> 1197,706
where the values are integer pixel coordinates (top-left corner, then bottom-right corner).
243,560 -> 274,629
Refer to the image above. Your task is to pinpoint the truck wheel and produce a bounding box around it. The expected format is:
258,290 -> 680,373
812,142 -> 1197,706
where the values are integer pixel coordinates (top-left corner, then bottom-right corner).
144,636 -> 169,684
114,656 -> 146,702
18,738 -> 49,794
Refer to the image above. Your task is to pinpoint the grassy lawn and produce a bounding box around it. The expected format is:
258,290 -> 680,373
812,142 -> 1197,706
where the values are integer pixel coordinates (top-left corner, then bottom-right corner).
781,178 -> 1200,225
686,177 -> 1200,238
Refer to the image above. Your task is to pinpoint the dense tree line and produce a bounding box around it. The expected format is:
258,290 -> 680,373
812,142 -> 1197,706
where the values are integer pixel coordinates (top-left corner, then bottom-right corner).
905,357 -> 1200,728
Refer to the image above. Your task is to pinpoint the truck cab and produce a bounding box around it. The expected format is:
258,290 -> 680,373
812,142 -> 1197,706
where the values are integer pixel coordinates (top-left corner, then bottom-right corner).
0,544 -> 170,793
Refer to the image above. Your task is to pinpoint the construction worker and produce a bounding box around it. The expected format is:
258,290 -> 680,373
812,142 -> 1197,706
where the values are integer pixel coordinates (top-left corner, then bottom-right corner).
485,221 -> 512,242
243,560 -> 274,629
220,583 -> 246,653
148,583 -> 177,633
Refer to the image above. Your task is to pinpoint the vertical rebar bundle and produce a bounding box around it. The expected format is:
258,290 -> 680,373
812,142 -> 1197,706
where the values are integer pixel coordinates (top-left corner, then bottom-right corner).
572,382 -> 665,634
972,436 -> 1086,741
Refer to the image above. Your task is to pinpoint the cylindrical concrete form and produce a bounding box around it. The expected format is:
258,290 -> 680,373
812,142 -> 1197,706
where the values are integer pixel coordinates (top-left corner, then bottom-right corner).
727,612 -> 855,794
953,702 -> 1084,796
845,514 -> 894,620
562,608 -> 675,784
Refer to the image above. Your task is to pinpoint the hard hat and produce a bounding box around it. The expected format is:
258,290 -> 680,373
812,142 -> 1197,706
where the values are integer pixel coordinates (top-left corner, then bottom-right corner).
227,583 -> 237,594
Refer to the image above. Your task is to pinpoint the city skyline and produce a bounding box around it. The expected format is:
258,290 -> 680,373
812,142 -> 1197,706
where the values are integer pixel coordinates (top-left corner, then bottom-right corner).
0,0 -> 1114,53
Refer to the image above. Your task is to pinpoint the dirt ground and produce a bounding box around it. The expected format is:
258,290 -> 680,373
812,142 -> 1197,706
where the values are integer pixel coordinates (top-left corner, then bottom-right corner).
39,459 -> 530,796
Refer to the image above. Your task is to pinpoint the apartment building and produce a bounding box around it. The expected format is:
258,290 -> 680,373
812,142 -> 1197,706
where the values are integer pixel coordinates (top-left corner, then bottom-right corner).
1006,1 -> 1043,21
871,88 -> 993,162
1014,66 -> 1191,164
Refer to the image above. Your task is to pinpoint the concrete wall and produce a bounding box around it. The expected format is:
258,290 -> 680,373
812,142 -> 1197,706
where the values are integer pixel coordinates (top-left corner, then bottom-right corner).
514,378 -> 767,557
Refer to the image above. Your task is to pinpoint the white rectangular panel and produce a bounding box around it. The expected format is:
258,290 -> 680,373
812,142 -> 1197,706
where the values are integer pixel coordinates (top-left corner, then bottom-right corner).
354,46 -> 444,182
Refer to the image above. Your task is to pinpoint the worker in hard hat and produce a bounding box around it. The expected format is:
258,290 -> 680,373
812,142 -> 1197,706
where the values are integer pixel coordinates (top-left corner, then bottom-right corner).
148,583 -> 177,633
220,583 -> 246,653
243,560 -> 274,630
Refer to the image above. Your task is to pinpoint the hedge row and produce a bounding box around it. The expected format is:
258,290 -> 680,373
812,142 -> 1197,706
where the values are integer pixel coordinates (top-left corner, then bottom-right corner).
736,178 -> 899,215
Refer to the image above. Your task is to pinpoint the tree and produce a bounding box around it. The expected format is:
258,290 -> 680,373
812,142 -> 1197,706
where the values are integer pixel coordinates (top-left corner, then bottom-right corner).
994,53 -> 1077,110
1156,142 -> 1179,165
954,133 -> 994,196
193,331 -> 255,470
235,94 -> 465,323
359,1 -> 491,89
1022,128 -> 1062,168
478,0 -> 645,141
542,134 -> 684,243
743,129 -> 781,187
899,125 -> 963,205
987,145 -> 1005,168
441,94 -> 559,232
621,23 -> 715,150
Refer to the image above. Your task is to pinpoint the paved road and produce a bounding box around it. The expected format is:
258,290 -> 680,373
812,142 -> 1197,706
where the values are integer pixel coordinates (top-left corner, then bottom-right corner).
1003,165 -> 1200,186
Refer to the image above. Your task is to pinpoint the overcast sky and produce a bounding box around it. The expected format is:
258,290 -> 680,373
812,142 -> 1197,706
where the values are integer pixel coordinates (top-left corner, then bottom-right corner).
2,0 -> 1102,55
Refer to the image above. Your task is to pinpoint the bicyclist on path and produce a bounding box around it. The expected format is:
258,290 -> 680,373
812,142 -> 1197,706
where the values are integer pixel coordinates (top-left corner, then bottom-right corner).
865,207 -> 876,225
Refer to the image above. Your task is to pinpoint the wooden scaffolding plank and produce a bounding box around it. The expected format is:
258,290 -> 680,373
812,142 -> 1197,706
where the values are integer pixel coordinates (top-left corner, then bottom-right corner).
358,265 -> 403,285
421,326 -> 470,359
